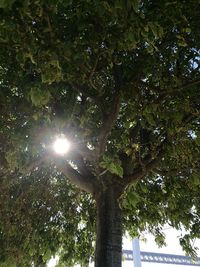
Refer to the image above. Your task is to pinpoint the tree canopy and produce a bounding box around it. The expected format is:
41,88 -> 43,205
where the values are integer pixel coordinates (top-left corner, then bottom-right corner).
0,0 -> 200,266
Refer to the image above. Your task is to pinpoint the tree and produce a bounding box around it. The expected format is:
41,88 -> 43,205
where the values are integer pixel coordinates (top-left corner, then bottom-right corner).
0,0 -> 200,266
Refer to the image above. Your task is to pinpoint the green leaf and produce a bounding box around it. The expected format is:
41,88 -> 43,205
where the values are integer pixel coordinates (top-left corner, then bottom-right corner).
155,232 -> 166,247
178,40 -> 187,47
191,173 -> 200,186
144,25 -> 149,32
128,191 -> 141,207
100,156 -> 124,178
29,88 -> 51,107
109,162 -> 124,178
42,249 -> 52,262
184,27 -> 191,34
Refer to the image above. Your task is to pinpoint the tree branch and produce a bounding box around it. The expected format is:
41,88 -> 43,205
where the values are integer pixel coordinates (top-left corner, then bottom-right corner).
94,63 -> 124,159
130,121 -> 140,143
161,77 -> 200,96
24,151 -> 97,194
125,112 -> 199,183
155,166 -> 200,177
88,53 -> 101,85
124,150 -> 164,185
124,138 -> 167,185
96,94 -> 121,158
70,150 -> 93,177
56,161 -> 96,194
132,75 -> 200,102
73,143 -> 95,163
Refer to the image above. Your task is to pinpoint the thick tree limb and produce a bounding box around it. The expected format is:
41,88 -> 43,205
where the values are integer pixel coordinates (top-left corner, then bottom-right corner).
56,161 -> 96,194
95,63 -> 123,158
73,143 -> 95,163
70,151 -> 92,177
25,151 -> 97,194
96,94 -> 121,158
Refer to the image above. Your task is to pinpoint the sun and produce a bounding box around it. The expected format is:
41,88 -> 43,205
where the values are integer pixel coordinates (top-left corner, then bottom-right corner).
53,136 -> 71,155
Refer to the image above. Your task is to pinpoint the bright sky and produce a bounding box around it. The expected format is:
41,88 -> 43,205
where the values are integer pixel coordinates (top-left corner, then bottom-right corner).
48,228 -> 200,267
122,228 -> 200,267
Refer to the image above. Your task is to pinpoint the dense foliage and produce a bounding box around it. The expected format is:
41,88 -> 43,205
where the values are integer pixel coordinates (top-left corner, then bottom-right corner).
0,0 -> 200,266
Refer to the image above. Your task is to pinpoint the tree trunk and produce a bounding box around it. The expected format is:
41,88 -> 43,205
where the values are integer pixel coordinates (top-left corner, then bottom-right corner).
95,186 -> 122,267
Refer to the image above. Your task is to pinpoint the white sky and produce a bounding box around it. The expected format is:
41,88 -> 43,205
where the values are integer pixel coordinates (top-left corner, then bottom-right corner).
122,228 -> 200,267
48,228 -> 200,267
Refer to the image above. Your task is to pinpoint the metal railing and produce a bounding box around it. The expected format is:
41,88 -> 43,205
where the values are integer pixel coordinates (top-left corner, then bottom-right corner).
123,250 -> 200,266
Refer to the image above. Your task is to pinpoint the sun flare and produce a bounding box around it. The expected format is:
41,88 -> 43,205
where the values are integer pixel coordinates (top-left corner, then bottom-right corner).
53,136 -> 71,155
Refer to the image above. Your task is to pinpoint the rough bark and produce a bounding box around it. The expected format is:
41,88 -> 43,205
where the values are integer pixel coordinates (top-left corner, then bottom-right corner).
94,185 -> 122,267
